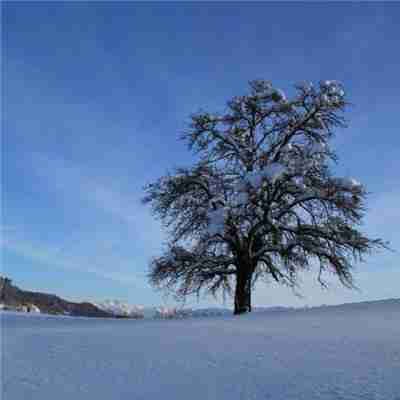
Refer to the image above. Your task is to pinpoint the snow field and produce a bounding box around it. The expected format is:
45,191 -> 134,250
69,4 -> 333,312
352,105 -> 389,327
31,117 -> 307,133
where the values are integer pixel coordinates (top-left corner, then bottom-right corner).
2,302 -> 400,400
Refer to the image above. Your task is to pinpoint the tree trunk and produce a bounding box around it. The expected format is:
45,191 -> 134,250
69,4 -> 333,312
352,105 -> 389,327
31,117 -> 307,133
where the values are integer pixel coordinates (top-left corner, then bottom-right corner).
247,280 -> 252,312
234,269 -> 253,315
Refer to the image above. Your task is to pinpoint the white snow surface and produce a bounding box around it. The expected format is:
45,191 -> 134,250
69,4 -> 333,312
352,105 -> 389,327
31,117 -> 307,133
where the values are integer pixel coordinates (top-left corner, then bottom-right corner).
2,300 -> 400,399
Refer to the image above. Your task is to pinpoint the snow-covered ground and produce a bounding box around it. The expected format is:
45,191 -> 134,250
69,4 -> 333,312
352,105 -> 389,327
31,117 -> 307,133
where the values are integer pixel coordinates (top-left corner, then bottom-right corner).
2,301 -> 400,400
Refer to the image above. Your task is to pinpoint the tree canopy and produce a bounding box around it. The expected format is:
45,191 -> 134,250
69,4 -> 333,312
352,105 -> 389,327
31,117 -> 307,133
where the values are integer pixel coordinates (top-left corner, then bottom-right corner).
143,80 -> 385,314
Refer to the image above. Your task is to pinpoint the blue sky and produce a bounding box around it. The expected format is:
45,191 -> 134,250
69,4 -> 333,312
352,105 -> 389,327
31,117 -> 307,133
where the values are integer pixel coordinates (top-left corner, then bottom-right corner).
2,2 -> 399,308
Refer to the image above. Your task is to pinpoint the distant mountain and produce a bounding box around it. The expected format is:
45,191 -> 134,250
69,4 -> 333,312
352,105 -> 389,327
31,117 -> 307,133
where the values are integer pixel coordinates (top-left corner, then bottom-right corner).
94,300 -> 146,318
0,277 -> 113,318
2,276 -> 398,319
94,301 -> 233,319
94,301 -> 187,319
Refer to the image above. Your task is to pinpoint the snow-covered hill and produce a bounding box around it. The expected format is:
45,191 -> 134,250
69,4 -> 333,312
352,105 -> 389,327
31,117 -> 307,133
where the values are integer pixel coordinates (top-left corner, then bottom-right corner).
94,300 -> 146,318
93,298 -> 400,320
94,300 -> 235,319
3,299 -> 399,400
94,300 -> 182,319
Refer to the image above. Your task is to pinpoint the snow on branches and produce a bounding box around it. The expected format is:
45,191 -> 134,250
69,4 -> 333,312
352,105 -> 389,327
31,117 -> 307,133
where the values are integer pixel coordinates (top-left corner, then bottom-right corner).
144,79 -> 386,314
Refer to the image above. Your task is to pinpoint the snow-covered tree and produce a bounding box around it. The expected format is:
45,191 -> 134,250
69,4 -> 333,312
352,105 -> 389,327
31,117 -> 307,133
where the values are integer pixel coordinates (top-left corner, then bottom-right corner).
143,80 -> 385,315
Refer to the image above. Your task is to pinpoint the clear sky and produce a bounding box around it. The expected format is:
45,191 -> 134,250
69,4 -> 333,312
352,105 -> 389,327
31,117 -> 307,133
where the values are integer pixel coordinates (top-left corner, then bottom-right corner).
2,2 -> 399,309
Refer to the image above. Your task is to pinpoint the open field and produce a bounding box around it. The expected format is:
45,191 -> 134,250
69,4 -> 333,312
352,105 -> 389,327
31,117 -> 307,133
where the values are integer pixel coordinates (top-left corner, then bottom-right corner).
2,301 -> 400,400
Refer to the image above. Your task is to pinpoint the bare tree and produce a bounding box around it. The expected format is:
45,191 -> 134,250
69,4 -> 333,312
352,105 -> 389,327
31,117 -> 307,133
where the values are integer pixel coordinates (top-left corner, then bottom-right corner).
143,80 -> 385,315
